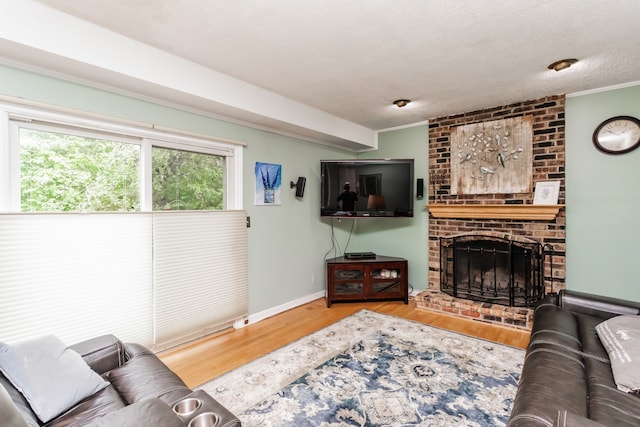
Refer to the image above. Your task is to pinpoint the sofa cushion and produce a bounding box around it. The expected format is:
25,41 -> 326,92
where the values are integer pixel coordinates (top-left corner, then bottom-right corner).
70,335 -> 125,376
87,398 -> 183,427
46,385 -> 127,427
560,290 -> 640,319
555,410 -> 607,427
595,315 -> 640,393
508,347 -> 588,427
0,335 -> 109,423
588,382 -> 640,426
530,304 -> 583,349
0,376 -> 39,427
0,382 -> 28,427
105,344 -> 191,405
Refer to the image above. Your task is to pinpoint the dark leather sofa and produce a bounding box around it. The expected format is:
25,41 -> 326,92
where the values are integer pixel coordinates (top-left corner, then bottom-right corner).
508,290 -> 640,427
0,334 -> 240,427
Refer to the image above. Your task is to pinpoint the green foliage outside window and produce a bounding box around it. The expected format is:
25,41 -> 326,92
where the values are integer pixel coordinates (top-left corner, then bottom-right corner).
19,128 -> 225,212
20,129 -> 140,212
152,147 -> 224,210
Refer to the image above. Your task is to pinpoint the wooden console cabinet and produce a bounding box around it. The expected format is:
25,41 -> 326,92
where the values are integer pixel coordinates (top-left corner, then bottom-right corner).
326,255 -> 408,307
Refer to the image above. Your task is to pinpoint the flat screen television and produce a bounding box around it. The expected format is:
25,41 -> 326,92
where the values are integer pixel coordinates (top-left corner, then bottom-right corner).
320,159 -> 414,217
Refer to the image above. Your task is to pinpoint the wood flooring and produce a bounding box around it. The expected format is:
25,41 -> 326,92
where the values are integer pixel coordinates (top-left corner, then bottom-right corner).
158,297 -> 531,389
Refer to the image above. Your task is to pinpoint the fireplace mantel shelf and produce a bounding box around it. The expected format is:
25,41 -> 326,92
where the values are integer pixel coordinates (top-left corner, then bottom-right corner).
426,203 -> 564,220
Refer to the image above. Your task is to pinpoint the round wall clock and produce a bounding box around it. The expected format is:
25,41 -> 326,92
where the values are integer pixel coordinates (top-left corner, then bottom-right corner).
592,115 -> 640,154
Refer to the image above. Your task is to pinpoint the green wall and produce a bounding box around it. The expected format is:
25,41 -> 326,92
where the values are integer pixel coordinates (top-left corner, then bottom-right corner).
355,125 -> 429,292
242,131 -> 352,312
245,124 -> 430,310
565,84 -> 640,301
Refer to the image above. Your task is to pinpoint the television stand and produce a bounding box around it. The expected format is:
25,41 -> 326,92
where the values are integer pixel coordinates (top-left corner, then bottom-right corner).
326,255 -> 408,307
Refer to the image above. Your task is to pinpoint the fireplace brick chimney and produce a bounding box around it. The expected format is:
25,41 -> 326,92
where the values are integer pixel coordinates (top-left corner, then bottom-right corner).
427,94 -> 566,296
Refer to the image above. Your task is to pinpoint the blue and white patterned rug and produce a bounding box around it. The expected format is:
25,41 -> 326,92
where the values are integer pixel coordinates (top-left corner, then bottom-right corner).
200,310 -> 524,426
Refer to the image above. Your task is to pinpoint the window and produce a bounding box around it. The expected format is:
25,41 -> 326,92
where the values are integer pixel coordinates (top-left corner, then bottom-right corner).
1,103 -> 242,212
20,126 -> 141,212
0,100 -> 247,349
152,146 -> 224,211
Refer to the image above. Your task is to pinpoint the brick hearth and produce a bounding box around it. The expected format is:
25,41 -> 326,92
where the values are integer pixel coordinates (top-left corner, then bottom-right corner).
416,288 -> 534,330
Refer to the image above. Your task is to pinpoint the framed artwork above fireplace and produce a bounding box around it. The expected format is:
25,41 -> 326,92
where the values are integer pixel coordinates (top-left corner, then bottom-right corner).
450,115 -> 533,195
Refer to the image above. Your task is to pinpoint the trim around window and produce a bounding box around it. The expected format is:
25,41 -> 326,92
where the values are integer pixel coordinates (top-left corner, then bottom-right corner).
0,98 -> 244,212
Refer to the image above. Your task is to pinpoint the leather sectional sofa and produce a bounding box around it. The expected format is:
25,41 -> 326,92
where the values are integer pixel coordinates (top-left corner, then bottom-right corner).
0,334 -> 240,427
508,290 -> 640,427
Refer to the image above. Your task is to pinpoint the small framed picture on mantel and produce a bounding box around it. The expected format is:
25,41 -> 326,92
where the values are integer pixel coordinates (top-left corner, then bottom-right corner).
533,180 -> 560,205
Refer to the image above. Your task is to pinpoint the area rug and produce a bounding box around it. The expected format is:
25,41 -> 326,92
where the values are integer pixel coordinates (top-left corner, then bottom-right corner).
199,310 -> 524,426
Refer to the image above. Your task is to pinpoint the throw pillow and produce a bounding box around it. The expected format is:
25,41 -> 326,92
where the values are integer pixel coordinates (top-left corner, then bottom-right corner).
0,335 -> 109,423
595,315 -> 640,393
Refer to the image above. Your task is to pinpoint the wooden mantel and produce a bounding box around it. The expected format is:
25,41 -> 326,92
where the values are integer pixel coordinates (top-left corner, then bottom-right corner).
427,203 -> 564,220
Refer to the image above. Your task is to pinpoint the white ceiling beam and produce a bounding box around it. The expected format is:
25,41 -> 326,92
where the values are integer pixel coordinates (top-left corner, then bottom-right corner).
0,1 -> 377,150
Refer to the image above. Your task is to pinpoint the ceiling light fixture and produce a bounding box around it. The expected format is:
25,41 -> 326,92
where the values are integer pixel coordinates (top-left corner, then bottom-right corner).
547,58 -> 578,72
393,99 -> 411,108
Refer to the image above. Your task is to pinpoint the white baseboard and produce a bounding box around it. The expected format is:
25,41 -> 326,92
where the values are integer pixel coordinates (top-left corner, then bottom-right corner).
234,290 -> 326,329
233,288 -> 423,329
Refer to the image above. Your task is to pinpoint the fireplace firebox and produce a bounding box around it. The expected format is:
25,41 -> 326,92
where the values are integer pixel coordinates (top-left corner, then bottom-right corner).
440,235 -> 547,307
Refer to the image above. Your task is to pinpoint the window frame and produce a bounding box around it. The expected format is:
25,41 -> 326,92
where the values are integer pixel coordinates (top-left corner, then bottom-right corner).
144,138 -> 228,211
12,121 -> 143,212
0,101 -> 244,212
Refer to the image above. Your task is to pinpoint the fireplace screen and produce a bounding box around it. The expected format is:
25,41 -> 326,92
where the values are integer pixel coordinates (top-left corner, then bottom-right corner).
440,235 -> 545,307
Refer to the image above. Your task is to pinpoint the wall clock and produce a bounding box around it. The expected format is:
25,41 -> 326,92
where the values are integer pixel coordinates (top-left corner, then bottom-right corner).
592,115 -> 640,154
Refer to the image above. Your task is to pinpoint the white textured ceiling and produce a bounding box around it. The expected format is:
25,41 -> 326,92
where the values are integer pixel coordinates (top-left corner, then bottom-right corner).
3,0 -> 640,149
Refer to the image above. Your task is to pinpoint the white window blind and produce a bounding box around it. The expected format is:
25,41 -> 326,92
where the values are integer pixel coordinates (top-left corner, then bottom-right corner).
0,213 -> 153,345
152,211 -> 248,350
0,211 -> 248,350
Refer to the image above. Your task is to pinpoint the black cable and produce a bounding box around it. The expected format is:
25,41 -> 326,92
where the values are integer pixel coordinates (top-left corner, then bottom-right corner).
342,219 -> 356,255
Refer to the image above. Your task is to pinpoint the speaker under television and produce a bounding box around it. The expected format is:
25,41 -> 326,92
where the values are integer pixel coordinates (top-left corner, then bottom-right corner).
290,177 -> 306,198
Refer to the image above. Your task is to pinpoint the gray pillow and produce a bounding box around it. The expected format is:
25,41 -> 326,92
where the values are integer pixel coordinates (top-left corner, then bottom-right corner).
0,335 -> 109,423
595,315 -> 640,393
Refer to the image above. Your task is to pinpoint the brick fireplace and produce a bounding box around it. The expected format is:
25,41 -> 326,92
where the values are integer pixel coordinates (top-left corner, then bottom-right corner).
416,94 -> 566,330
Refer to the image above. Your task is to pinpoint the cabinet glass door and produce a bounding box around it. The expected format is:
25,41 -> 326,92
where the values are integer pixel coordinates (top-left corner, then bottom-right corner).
334,268 -> 364,280
371,268 -> 401,279
332,268 -> 365,296
334,282 -> 364,295
371,267 -> 403,296
371,281 -> 402,295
